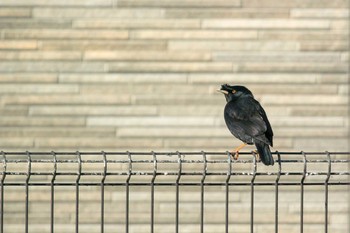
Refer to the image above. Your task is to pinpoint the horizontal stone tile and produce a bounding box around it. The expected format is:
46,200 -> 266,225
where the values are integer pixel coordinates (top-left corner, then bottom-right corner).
59,74 -> 187,83
0,73 -> 57,83
169,41 -> 299,51
35,138 -> 163,148
275,127 -> 348,137
257,224 -> 346,233
0,8 -> 31,18
329,214 -> 349,224
149,84 -> 211,94
202,19 -> 330,29
213,51 -> 341,63
164,138 -> 236,148
189,74 -> 318,84
300,41 -> 348,51
317,74 -> 348,84
219,116 -> 345,127
338,85 -> 348,95
6,189 -> 113,201
291,9 -> 349,18
117,127 -> 228,137
0,84 -> 79,93
164,138 -> 292,149
131,29 -> 257,39
0,116 -> 85,127
0,51 -> 82,60
0,138 -> 33,148
4,29 -> 128,40
294,138 -> 349,151
289,202 -> 349,213
237,63 -> 348,73
87,116 -> 216,127
290,106 -> 348,116
0,40 -> 37,50
0,18 -> 71,29
39,40 -> 167,51
330,20 -> 348,30
117,0 -> 241,7
242,0 -> 348,8
241,191 -> 347,203
165,8 -> 289,18
0,0 -> 112,6
84,51 -> 211,61
108,62 -> 233,73
80,83 -> 210,95
158,105 -> 223,116
0,127 -> 116,137
0,106 -> 28,116
341,52 -> 348,62
73,19 -> 200,29
235,84 -> 338,95
261,95 -> 348,105
80,82 -> 209,95
30,106 -> 157,116
0,62 -> 105,72
203,212 -> 324,224
32,8 -> 163,18
259,31 -> 348,40
133,94 -> 222,105
2,94 -> 130,105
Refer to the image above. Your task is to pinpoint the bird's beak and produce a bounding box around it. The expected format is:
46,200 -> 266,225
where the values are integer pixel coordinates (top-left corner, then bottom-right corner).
217,89 -> 229,95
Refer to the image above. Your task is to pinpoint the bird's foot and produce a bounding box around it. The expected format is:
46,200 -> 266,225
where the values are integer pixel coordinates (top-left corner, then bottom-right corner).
230,151 -> 240,160
230,143 -> 247,160
252,150 -> 260,162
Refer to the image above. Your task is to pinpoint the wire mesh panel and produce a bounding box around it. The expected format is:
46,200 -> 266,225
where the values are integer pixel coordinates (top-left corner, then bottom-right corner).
0,151 -> 349,233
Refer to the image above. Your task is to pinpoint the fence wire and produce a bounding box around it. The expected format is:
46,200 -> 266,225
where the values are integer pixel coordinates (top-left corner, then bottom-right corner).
0,151 -> 349,233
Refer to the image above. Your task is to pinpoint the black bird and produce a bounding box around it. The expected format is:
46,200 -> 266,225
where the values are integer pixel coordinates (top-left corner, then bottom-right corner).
217,84 -> 274,166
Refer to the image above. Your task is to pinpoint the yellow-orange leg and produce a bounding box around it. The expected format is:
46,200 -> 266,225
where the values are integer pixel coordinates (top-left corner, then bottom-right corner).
231,143 -> 247,160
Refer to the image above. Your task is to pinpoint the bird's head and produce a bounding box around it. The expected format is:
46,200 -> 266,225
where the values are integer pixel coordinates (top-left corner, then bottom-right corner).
217,84 -> 253,102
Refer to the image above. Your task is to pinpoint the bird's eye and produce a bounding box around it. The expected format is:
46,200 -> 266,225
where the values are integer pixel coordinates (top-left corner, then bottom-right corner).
232,90 -> 237,94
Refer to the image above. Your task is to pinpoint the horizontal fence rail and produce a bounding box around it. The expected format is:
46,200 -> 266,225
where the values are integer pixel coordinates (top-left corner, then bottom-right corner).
0,151 -> 349,233
0,151 -> 349,186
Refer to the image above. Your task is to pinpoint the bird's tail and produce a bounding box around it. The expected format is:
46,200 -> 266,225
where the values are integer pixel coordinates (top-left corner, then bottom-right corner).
255,141 -> 274,166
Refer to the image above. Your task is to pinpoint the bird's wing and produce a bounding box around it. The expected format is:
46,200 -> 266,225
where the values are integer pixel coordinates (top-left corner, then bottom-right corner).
224,97 -> 271,145
253,99 -> 273,146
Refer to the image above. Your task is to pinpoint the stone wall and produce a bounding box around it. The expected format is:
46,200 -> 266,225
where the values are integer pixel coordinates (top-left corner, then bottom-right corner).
0,0 -> 348,232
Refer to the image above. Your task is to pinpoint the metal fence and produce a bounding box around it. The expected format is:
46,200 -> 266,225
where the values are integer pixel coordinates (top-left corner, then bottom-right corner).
0,151 -> 349,233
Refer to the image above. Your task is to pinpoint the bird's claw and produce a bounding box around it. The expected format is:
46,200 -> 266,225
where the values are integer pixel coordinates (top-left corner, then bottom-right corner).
230,151 -> 240,160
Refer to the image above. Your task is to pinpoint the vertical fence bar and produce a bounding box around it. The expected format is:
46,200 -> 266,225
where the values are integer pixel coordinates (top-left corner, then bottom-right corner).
175,151 -> 182,233
250,153 -> 257,233
125,152 -> 132,233
324,152 -> 331,233
300,152 -> 307,233
225,152 -> 232,233
150,151 -> 157,233
101,151 -> 107,233
25,152 -> 31,233
0,152 -> 6,233
75,152 -> 82,233
51,152 -> 57,233
275,152 -> 281,233
200,151 -> 207,233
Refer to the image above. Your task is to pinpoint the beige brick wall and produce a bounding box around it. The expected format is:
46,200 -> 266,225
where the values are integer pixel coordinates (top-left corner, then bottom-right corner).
0,0 -> 348,232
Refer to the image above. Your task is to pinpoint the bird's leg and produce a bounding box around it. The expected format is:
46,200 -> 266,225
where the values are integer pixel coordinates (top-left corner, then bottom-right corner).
231,143 -> 247,160
252,150 -> 260,161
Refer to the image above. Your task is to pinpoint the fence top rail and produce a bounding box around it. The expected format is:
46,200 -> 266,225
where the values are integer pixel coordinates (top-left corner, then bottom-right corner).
0,151 -> 349,186
1,151 -> 350,156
